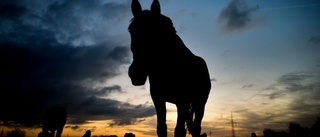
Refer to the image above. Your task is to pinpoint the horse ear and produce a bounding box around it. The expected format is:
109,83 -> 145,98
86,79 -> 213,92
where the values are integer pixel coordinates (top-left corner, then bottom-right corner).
151,0 -> 161,14
132,0 -> 142,17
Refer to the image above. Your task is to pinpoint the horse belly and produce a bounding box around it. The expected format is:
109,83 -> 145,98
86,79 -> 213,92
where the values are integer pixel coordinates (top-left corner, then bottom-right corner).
149,74 -> 201,104
149,56 -> 211,104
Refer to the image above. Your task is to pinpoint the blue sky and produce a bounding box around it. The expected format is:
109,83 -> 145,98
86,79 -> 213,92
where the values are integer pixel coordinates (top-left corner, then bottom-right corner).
0,0 -> 320,137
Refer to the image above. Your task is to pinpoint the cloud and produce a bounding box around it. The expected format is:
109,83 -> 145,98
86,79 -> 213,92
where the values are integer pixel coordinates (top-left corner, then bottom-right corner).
218,0 -> 260,32
242,84 -> 254,88
211,78 -> 217,82
278,72 -> 318,93
235,72 -> 320,134
309,37 -> 320,44
1,0 -> 131,47
263,91 -> 286,100
254,71 -> 320,127
0,3 -> 27,20
239,71 -> 320,130
0,0 -> 156,127
261,72 -> 319,100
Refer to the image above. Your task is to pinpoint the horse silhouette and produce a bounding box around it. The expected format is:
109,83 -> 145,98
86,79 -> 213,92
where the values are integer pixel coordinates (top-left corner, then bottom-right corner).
39,106 -> 67,137
128,0 -> 211,137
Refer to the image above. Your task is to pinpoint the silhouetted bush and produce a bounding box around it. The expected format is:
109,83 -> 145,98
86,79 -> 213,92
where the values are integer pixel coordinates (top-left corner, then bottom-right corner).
83,130 -> 91,137
263,120 -> 320,137
263,128 -> 289,137
288,122 -> 310,137
124,133 -> 135,137
310,117 -> 320,136
5,128 -> 26,137
92,135 -> 117,137
251,132 -> 257,137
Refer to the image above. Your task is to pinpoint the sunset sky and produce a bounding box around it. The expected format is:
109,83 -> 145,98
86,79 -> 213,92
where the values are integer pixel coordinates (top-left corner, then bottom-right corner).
1,0 -> 320,137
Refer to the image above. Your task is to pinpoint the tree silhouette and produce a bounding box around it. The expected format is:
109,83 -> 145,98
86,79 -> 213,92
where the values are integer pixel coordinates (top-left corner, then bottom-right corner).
124,133 -> 135,137
288,122 -> 310,137
263,128 -> 289,137
262,120 -> 320,137
310,117 -> 320,136
5,128 -> 26,137
251,132 -> 257,137
83,130 -> 91,137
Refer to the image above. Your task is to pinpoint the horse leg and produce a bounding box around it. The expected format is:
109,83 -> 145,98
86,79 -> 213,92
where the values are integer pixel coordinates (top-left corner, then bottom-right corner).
41,128 -> 48,136
192,101 -> 207,137
56,127 -> 64,137
49,129 -> 55,137
153,99 -> 167,137
175,103 -> 188,137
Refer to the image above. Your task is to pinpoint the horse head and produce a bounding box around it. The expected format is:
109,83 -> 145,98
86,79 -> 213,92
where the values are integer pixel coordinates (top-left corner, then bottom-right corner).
130,0 -> 178,57
128,0 -> 178,86
128,0 -> 193,86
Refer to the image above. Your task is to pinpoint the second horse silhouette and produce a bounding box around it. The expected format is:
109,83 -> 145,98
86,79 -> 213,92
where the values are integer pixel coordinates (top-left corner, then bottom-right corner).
39,106 -> 67,137
128,0 -> 211,137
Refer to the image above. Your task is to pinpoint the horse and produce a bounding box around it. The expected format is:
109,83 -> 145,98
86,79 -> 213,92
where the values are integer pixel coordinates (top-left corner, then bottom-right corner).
128,0 -> 211,137
39,106 -> 67,137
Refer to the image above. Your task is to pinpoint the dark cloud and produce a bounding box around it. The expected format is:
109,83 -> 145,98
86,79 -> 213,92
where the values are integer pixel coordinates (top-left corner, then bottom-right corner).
108,103 -> 155,126
278,72 -> 318,93
257,71 -> 320,126
237,77 -> 320,134
0,0 -> 156,128
94,85 -> 122,96
263,91 -> 286,100
309,37 -> 320,44
262,72 -> 319,100
218,0 -> 259,32
235,109 -> 282,132
69,125 -> 81,131
0,3 -> 27,19
210,78 -> 217,82
65,125 -> 97,132
242,84 -> 253,88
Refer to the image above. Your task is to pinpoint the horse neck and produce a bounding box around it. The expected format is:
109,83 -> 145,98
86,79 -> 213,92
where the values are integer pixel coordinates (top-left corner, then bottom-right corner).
153,33 -> 194,58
